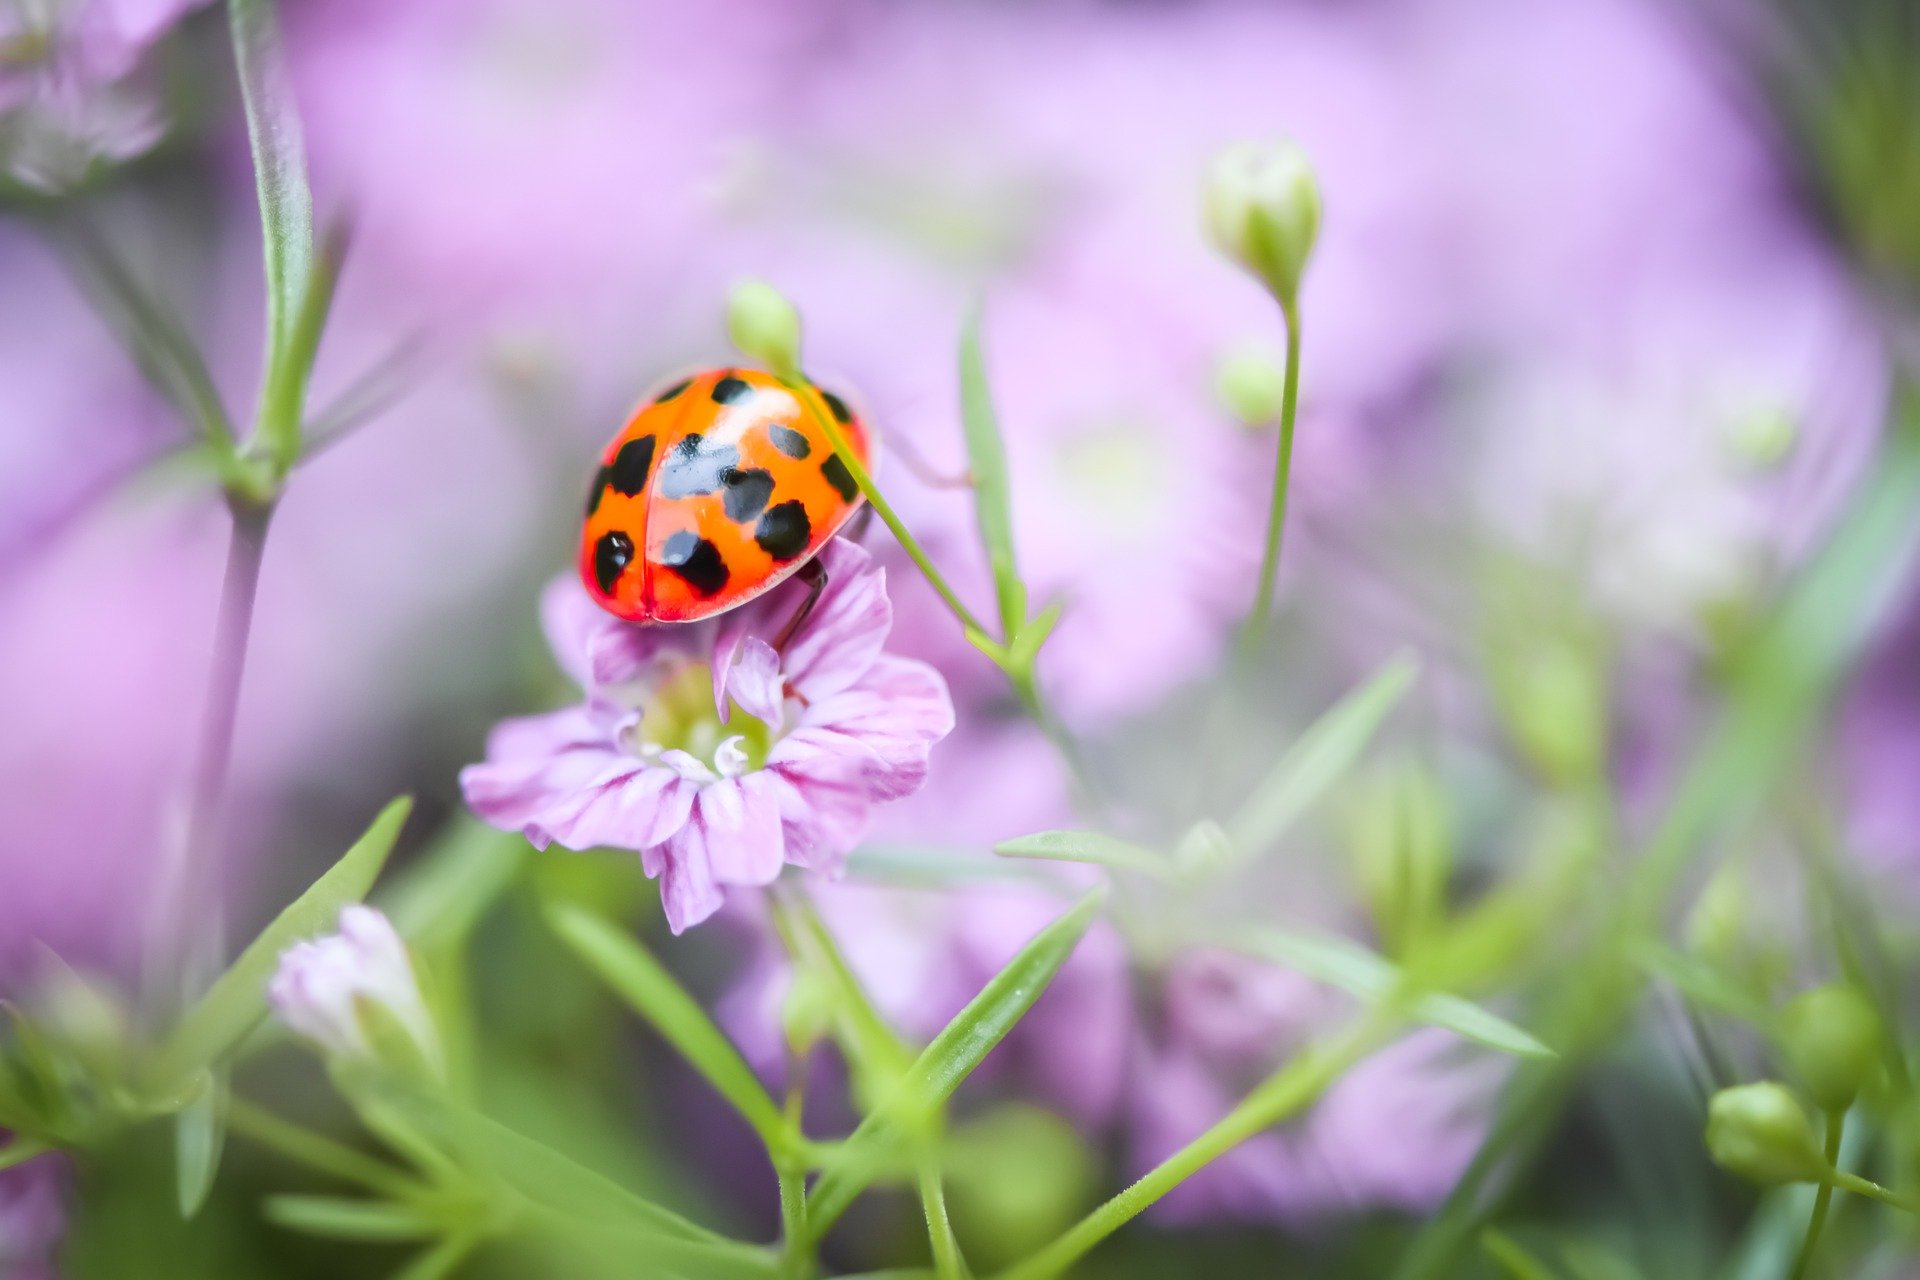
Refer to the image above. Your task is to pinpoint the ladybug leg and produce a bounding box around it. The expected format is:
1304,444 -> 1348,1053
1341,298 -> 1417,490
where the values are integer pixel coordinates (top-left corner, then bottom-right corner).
772,557 -> 829,656
888,433 -> 974,490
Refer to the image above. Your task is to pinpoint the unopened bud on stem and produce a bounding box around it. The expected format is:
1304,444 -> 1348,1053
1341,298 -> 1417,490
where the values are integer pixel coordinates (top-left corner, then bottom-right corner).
1202,140 -> 1321,310
728,278 -> 804,381
1706,1082 -> 1830,1187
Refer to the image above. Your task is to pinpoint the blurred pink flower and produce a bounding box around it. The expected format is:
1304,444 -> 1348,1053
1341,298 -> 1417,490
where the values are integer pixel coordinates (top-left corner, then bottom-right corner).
1133,950 -> 1503,1222
0,0 -> 203,188
462,539 -> 954,932
0,1151 -> 63,1280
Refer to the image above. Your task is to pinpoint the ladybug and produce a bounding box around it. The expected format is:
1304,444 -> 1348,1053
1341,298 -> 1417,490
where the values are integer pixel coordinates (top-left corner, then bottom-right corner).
579,367 -> 874,625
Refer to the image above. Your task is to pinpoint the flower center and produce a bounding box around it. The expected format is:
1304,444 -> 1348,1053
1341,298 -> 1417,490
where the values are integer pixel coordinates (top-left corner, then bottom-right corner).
625,660 -> 774,776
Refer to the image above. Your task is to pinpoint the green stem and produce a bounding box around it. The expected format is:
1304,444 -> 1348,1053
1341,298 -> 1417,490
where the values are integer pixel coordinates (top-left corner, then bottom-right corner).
1827,1169 -> 1920,1215
778,1161 -> 812,1280
918,1158 -> 967,1280
1237,301 -> 1303,659
999,1011 -> 1392,1280
1791,1111 -> 1847,1280
781,376 -> 993,642
225,1096 -> 418,1197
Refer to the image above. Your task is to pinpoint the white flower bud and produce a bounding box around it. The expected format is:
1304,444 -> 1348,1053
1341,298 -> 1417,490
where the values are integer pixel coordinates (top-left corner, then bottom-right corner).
1202,140 -> 1321,307
268,906 -> 441,1076
727,278 -> 804,380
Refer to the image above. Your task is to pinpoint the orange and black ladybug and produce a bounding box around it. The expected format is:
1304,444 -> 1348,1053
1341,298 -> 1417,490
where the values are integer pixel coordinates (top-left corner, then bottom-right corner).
579,368 -> 874,624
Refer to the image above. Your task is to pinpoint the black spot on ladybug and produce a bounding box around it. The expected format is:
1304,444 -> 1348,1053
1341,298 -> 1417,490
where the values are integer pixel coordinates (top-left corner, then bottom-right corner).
607,435 -> 657,497
593,530 -> 633,595
820,453 -> 859,503
584,464 -> 612,517
820,390 -> 853,423
659,531 -> 729,597
655,377 -> 692,403
768,423 -> 811,459
721,466 -> 776,523
711,375 -> 753,405
755,500 -> 812,561
658,433 -> 741,498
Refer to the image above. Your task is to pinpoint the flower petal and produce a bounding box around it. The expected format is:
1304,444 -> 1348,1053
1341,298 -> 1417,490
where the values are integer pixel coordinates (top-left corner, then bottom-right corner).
688,774 -> 787,886
780,540 -> 892,700
716,636 -> 786,729
656,840 -> 724,935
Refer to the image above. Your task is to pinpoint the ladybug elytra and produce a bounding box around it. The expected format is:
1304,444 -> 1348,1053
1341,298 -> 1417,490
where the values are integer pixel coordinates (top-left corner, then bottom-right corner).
579,368 -> 874,624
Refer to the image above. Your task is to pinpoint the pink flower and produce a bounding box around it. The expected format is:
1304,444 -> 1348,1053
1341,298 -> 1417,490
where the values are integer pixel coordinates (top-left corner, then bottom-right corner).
461,539 -> 954,933
0,1149 -> 64,1280
268,906 -> 441,1072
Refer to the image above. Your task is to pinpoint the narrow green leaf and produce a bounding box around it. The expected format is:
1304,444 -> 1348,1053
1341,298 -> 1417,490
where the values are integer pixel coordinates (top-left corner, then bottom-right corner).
175,1068 -> 228,1218
995,830 -> 1168,878
0,1138 -> 49,1173
1225,654 -> 1419,864
1626,940 -> 1774,1027
154,797 -> 411,1089
366,1083 -> 775,1277
546,905 -> 787,1149
390,1232 -> 483,1280
228,0 -> 314,369
380,819 -> 526,952
1232,929 -> 1553,1060
776,895 -> 916,1084
1408,993 -> 1554,1061
265,1195 -> 439,1242
1005,599 -> 1064,676
959,307 -> 1027,639
1481,1228 -> 1563,1280
808,889 -> 1104,1240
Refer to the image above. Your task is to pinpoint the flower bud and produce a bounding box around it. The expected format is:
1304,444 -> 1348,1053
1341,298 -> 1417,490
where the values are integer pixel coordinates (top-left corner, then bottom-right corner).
1488,637 -> 1607,787
1705,1083 -> 1829,1187
1778,985 -> 1881,1112
1345,760 -> 1452,959
727,278 -> 803,380
268,906 -> 442,1078
1202,140 -> 1321,307
1214,344 -> 1291,428
780,966 -> 836,1062
946,1105 -> 1098,1267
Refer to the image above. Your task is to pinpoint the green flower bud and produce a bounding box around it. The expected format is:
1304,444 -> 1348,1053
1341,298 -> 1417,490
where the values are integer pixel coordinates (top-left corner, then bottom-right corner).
1488,637 -> 1608,787
947,1105 -> 1098,1267
1214,343 -> 1291,428
780,966 -> 836,1061
1345,759 -> 1452,959
1778,985 -> 1881,1112
1202,140 -> 1321,308
1721,405 -> 1799,472
727,278 -> 803,380
1705,1083 -> 1830,1187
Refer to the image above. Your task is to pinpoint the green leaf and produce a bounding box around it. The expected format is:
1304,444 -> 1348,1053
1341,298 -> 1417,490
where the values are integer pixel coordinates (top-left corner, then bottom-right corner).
546,905 -> 787,1150
368,1083 -> 774,1277
1231,928 -> 1553,1060
994,830 -> 1168,878
390,1232 -> 483,1280
1481,1228 -> 1563,1280
1225,654 -> 1418,865
380,819 -> 527,953
227,0 -> 314,372
808,889 -> 1104,1240
266,1195 -> 439,1242
1626,940 -> 1774,1027
0,1137 -> 48,1173
175,1068 -> 228,1218
959,307 -> 1027,639
154,797 -> 411,1089
1003,599 -> 1065,680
